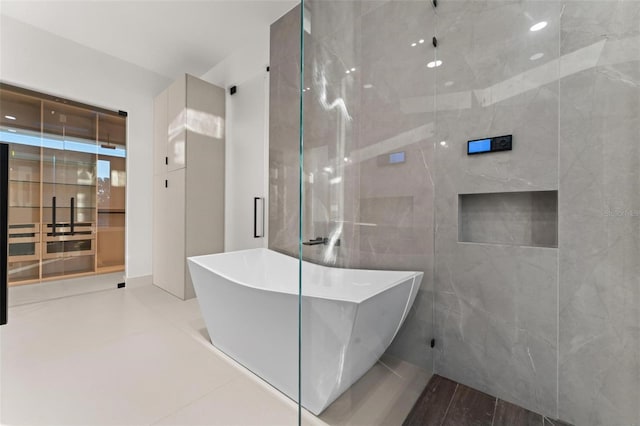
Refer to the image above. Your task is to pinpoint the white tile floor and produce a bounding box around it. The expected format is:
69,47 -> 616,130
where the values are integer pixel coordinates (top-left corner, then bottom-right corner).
0,284 -> 429,426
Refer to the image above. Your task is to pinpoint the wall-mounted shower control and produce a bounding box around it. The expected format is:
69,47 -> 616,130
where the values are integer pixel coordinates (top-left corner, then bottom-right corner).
467,134 -> 512,155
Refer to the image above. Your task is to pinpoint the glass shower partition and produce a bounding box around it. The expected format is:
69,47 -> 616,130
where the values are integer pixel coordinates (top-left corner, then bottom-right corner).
294,1 -> 640,425
297,1 -> 436,423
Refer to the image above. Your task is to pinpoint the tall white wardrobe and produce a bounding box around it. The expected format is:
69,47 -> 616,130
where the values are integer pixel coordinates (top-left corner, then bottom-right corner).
153,74 -> 225,300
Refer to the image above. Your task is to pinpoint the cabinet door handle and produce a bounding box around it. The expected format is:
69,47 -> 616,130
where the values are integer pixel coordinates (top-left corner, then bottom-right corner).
254,197 -> 264,238
165,157 -> 168,165
70,197 -> 75,235
51,196 -> 57,236
165,179 -> 168,188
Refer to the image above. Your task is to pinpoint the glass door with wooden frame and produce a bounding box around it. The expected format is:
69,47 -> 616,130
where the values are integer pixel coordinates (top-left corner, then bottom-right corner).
2,90 -> 42,284
41,100 -> 97,280
0,83 -> 126,288
97,112 -> 126,273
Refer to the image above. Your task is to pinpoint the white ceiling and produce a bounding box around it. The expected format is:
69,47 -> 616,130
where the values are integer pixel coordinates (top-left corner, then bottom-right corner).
0,0 -> 297,79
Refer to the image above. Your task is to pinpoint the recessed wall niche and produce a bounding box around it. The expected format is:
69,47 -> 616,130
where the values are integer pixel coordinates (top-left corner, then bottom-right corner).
458,191 -> 558,248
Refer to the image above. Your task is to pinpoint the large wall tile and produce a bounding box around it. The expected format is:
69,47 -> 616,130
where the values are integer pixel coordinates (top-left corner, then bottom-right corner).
558,2 -> 640,425
433,0 -> 561,418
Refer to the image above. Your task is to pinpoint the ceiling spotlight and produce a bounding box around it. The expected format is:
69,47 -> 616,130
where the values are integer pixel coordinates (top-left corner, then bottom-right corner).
306,87 -> 311,91
419,39 -> 425,44
530,21 -> 547,32
427,60 -> 443,68
351,67 -> 356,72
411,42 -> 417,47
363,84 -> 373,89
4,115 -> 16,120
346,70 -> 351,74
440,141 -> 448,147
529,52 -> 544,61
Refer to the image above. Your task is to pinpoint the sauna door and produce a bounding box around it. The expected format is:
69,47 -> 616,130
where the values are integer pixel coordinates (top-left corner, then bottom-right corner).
41,101 -> 97,279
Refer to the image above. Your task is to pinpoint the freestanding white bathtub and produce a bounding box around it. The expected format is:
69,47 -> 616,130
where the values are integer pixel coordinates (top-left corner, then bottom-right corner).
187,248 -> 423,415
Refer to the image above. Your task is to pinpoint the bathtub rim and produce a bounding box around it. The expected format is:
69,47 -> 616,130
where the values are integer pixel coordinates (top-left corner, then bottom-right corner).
187,248 -> 423,304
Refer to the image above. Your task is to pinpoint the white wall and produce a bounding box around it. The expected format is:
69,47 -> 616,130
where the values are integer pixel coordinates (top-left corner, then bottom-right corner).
0,15 -> 171,279
200,25 -> 270,251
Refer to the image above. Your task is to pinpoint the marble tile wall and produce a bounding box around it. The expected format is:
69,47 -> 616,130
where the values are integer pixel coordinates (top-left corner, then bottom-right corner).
269,4 -> 301,259
558,2 -> 640,425
269,1 -> 640,424
433,0 -> 561,418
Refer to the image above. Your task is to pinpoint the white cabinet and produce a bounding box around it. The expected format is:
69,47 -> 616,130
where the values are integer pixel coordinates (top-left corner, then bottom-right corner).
152,74 -> 225,300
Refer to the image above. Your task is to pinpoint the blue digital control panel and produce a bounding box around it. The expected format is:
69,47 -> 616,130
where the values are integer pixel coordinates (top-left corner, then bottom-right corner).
468,138 -> 492,154
467,135 -> 512,155
389,151 -> 405,164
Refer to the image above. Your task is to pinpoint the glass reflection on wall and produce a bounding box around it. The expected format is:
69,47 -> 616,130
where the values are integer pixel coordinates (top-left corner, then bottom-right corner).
0,83 -> 126,286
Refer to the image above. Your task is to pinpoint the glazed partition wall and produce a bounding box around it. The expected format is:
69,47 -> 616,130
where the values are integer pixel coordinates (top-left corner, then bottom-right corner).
270,0 -> 436,423
298,1 -> 436,423
0,84 -> 126,287
268,0 -> 639,425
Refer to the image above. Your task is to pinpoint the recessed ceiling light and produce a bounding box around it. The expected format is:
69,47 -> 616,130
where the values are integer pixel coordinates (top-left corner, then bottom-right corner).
530,21 -> 547,32
363,84 -> 373,89
307,87 -> 311,91
529,52 -> 544,61
411,42 -> 417,47
440,141 -> 448,147
4,115 -> 16,120
351,67 -> 356,72
427,60 -> 443,68
444,81 -> 454,87
345,70 -> 351,74
419,39 -> 425,44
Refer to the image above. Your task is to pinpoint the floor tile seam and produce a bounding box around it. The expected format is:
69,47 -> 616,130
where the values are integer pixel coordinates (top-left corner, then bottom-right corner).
490,397 -> 498,425
8,285 -> 121,309
439,383 -> 458,426
147,373 -> 243,425
2,321 -> 170,372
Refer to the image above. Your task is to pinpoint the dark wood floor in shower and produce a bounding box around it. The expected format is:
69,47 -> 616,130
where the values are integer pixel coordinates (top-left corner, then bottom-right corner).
403,375 -> 573,426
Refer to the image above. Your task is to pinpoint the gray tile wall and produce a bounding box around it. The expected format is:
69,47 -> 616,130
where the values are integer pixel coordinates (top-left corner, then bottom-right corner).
558,2 -> 640,425
433,0 -> 561,418
269,1 -> 639,424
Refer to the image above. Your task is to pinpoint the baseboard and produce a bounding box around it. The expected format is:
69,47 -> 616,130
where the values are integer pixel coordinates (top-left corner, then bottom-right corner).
125,275 -> 153,288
